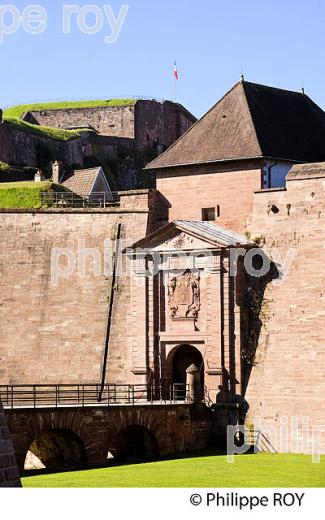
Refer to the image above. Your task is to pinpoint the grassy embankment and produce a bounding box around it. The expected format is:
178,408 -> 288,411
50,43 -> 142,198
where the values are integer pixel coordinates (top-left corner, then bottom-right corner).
0,181 -> 70,209
22,452 -> 325,488
4,99 -> 136,118
4,117 -> 84,141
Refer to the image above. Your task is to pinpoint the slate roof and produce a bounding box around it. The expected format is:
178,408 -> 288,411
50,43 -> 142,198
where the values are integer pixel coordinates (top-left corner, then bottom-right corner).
61,167 -> 101,197
173,220 -> 253,246
130,220 -> 253,250
146,81 -> 325,169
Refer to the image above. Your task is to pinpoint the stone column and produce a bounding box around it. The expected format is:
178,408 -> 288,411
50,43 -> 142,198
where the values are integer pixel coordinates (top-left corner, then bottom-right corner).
0,400 -> 21,487
186,364 -> 201,402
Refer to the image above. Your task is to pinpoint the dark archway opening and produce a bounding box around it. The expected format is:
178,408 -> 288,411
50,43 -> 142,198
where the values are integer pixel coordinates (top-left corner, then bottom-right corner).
24,429 -> 87,472
172,344 -> 204,399
110,425 -> 159,463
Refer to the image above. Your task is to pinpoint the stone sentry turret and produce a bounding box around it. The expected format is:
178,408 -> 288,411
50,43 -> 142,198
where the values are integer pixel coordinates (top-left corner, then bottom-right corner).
0,400 -> 21,487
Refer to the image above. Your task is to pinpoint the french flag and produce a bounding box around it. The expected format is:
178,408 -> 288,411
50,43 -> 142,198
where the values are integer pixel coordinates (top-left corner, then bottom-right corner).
174,61 -> 179,81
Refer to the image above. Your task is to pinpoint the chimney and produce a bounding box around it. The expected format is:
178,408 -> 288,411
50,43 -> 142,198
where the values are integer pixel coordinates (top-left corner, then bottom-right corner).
34,169 -> 45,182
52,160 -> 64,184
0,109 -> 2,125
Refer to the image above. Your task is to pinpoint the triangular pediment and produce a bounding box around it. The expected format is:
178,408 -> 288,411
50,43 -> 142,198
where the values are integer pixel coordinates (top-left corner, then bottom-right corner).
128,221 -> 252,252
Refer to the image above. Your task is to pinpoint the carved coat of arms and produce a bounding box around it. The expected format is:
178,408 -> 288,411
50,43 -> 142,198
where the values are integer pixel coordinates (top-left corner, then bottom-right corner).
168,271 -> 201,319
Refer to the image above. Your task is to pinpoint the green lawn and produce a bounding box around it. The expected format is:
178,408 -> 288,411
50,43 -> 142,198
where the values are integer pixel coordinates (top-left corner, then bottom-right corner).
22,453 -> 325,488
4,99 -> 136,119
0,181 -> 70,208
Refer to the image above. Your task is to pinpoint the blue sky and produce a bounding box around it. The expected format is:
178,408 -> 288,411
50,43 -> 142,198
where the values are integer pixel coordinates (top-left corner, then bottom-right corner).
1,0 -> 324,117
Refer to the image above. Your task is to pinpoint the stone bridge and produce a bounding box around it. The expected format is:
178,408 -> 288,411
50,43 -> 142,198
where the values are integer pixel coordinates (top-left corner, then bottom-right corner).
1,385 -> 213,472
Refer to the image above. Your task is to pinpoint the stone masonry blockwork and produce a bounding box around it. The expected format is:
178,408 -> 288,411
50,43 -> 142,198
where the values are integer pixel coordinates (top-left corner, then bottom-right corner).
244,173 -> 325,453
0,400 -> 21,487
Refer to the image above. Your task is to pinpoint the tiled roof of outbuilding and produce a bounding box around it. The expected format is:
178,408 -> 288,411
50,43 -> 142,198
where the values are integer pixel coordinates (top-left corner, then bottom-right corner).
61,167 -> 101,197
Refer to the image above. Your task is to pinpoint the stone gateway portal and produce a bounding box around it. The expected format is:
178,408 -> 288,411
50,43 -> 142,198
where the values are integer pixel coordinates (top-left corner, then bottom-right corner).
126,220 -> 253,408
171,344 -> 204,399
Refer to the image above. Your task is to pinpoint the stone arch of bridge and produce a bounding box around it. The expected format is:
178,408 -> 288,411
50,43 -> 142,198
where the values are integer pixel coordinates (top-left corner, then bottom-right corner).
108,424 -> 160,463
24,428 -> 87,472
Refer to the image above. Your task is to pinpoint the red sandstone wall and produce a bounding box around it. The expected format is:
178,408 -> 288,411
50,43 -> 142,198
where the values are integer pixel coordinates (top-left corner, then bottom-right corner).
244,174 -> 325,453
26,101 -> 196,154
134,100 -> 196,153
0,207 -> 150,385
27,105 -> 136,138
156,160 -> 263,232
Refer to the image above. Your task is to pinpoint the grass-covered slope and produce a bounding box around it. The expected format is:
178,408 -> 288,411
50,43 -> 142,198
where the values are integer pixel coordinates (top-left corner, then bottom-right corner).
4,117 -> 85,142
0,181 -> 70,208
4,99 -> 136,119
22,452 -> 325,488
3,98 -> 136,142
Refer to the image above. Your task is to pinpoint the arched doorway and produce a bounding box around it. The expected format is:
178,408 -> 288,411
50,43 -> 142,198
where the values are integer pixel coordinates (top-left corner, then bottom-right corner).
110,425 -> 159,463
24,429 -> 87,472
171,344 -> 204,399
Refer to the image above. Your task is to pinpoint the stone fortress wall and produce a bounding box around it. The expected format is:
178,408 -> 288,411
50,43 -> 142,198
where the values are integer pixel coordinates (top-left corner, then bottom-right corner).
24,100 -> 196,152
0,162 -> 324,454
0,101 -> 196,189
0,399 -> 21,487
25,105 -> 136,139
244,163 -> 325,452
0,190 -> 168,385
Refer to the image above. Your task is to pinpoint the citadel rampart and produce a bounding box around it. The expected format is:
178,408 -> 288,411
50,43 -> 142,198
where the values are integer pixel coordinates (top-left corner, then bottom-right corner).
0,116 -> 136,189
0,100 -> 196,189
24,100 -> 196,152
0,190 -> 168,385
244,163 -> 325,452
25,104 -> 136,139
0,120 -> 95,168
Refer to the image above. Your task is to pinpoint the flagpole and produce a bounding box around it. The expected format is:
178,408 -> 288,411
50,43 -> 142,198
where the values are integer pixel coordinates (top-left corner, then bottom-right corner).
173,60 -> 178,103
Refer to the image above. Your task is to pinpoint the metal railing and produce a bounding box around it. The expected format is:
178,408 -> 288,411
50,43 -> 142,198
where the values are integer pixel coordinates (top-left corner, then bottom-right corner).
0,383 -> 189,410
40,191 -> 120,208
234,429 -> 278,453
253,430 -> 278,453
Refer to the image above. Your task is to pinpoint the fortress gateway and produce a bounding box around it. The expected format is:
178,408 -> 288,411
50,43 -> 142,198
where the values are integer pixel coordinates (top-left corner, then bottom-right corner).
0,81 -> 325,480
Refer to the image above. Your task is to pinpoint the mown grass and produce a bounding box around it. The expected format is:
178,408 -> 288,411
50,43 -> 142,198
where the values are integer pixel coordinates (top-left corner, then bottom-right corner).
22,453 -> 325,488
4,117 -> 85,142
0,181 -> 69,208
4,99 -> 136,119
